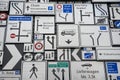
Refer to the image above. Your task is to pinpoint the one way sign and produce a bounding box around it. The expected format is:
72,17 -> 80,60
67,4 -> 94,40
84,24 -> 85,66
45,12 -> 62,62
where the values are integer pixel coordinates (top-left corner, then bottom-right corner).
1,44 -> 23,70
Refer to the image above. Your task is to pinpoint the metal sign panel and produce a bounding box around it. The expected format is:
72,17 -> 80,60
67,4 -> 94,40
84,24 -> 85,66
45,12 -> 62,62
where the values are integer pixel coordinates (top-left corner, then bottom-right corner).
79,25 -> 111,47
0,27 -> 6,51
57,24 -> 79,47
111,29 -> 120,45
0,13 -> 8,25
34,16 -> 55,34
2,44 -> 23,70
9,2 -> 24,15
74,3 -> 94,24
97,47 -> 120,60
109,7 -> 120,20
81,47 -> 96,60
0,52 -> 3,65
6,16 -> 33,43
55,4 -> 74,23
0,1 -> 9,11
48,61 -> 70,80
0,70 -> 21,80
34,40 -> 44,52
92,0 -> 120,2
71,61 -> 106,80
45,35 -> 56,50
106,62 -> 120,80
24,3 -> 55,15
22,61 -> 46,80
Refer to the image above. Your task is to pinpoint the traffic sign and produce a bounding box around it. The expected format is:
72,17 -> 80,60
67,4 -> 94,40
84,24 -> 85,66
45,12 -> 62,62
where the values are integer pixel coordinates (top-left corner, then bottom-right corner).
24,3 -> 55,15
34,16 -> 55,34
57,24 -> 79,47
34,40 -> 44,52
0,1 -> 9,11
74,4 -> 94,24
48,61 -> 70,80
71,61 -> 106,80
6,16 -> 33,43
106,62 -> 120,80
22,61 -> 46,80
55,4 -> 74,23
9,2 -> 24,15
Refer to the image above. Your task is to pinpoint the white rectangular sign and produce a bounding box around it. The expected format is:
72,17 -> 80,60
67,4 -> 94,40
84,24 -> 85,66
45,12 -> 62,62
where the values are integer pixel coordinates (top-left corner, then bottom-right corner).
92,0 -> 120,2
111,29 -> 120,45
97,47 -> 120,60
0,1 -> 9,11
22,61 -> 46,80
57,24 -> 79,47
79,25 -> 111,47
109,7 -> 120,20
24,3 -> 55,15
55,4 -> 74,23
0,78 -> 20,80
6,16 -> 33,43
0,52 -> 3,65
106,62 -> 120,80
71,61 -> 106,80
48,62 -> 70,80
9,2 -> 24,15
74,4 -> 94,24
34,16 -> 55,34
0,27 -> 6,50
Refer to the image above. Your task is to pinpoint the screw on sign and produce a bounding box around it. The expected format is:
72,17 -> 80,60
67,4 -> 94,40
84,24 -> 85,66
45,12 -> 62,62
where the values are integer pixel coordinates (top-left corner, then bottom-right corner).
10,33 -> 16,38
0,13 -> 7,20
35,42 -> 43,50
57,4 -> 62,9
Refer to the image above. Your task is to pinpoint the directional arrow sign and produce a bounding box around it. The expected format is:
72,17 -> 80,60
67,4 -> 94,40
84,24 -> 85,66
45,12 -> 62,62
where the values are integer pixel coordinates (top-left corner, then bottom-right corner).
2,44 -> 23,70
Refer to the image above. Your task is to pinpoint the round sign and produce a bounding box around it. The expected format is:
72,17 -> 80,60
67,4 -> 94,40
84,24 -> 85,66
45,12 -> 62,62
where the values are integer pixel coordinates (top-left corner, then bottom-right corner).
23,53 -> 33,61
0,13 -> 7,20
114,21 -> 120,28
34,53 -> 43,61
57,4 -> 62,9
34,42 -> 43,50
10,33 -> 16,38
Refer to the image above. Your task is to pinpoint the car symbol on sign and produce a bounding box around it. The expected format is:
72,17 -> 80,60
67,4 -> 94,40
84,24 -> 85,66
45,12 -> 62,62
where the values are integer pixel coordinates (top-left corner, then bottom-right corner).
61,29 -> 75,36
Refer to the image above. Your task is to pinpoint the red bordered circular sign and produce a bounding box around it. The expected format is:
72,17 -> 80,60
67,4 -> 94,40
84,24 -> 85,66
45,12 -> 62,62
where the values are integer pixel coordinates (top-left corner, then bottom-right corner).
0,13 -> 7,20
34,42 -> 43,50
10,33 -> 16,38
57,4 -> 62,9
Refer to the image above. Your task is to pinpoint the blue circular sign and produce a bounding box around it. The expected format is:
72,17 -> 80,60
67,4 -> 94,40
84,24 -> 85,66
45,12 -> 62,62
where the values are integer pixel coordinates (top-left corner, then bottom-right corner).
114,21 -> 120,28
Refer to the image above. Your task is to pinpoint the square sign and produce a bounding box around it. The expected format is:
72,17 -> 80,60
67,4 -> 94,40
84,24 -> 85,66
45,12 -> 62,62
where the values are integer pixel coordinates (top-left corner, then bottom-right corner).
34,16 -> 55,34
0,27 -> 6,50
57,24 -> 79,47
71,61 -> 106,80
109,7 -> 120,20
9,2 -> 24,15
48,61 -> 70,80
55,4 -> 74,23
106,62 -> 120,80
6,16 -> 33,43
0,1 -> 9,11
111,29 -> 120,45
79,25 -> 111,47
94,4 -> 108,17
22,61 -> 46,80
24,3 -> 55,15
74,4 -> 94,24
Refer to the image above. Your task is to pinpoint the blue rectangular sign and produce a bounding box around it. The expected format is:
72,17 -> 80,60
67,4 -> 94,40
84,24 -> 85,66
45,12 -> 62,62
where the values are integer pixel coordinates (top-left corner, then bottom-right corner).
107,62 -> 118,74
63,4 -> 72,13
9,16 -> 32,21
